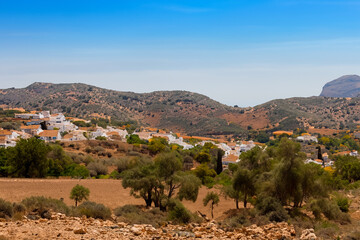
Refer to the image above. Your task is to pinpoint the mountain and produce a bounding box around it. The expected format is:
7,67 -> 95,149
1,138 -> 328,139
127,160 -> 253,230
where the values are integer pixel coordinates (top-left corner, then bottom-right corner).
0,83 -> 248,136
0,82 -> 359,136
320,75 -> 360,97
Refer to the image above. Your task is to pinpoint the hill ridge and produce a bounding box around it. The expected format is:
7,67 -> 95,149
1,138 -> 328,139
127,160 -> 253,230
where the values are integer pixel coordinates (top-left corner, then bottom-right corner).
1,81 -> 360,136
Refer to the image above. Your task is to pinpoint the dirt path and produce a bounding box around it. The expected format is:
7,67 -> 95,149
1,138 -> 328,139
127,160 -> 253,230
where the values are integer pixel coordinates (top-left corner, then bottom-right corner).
0,178 -> 235,219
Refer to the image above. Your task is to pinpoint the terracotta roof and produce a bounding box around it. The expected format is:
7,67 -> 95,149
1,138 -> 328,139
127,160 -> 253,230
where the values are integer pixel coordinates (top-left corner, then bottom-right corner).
62,134 -> 74,139
79,127 -> 92,131
223,154 -> 239,163
39,130 -> 59,138
107,131 -> 119,136
333,151 -> 351,156
273,131 -> 293,136
21,125 -> 41,130
0,130 -> 12,136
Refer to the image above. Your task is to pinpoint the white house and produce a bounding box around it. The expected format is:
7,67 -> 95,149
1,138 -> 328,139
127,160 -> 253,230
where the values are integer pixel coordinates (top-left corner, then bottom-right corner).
240,141 -> 255,152
20,125 -> 43,136
48,113 -> 78,133
296,135 -> 318,143
15,113 -> 41,119
62,131 -> 87,141
350,150 -> 358,157
91,127 -> 108,139
39,130 -> 61,142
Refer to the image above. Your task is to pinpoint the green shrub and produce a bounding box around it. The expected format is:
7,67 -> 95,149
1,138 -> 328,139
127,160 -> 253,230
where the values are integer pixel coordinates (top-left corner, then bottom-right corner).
114,205 -> 167,227
87,161 -> 108,177
167,199 -> 191,224
75,201 -> 111,219
62,163 -> 90,178
335,195 -> 350,213
309,198 -> 350,223
255,196 -> 288,222
12,203 -> 26,213
109,170 -> 121,179
21,196 -> 70,216
0,199 -> 13,218
114,204 -> 139,216
93,146 -> 105,154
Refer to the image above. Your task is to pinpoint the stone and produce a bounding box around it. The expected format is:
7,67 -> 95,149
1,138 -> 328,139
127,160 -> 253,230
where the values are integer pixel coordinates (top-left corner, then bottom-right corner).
74,228 -> 87,234
194,231 -> 202,238
130,226 -> 142,236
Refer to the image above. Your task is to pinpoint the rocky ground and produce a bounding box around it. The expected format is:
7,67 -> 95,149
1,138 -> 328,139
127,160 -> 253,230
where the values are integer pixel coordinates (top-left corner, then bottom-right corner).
0,213 -> 317,240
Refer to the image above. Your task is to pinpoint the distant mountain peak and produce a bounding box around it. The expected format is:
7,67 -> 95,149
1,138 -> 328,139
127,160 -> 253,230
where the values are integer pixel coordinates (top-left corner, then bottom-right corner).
320,75 -> 360,97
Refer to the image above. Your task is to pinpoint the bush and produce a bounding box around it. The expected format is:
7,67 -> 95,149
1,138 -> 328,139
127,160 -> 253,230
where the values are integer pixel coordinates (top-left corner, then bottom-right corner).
0,199 -> 13,218
12,203 -> 26,221
309,198 -> 350,223
21,196 -> 70,216
13,203 -> 26,213
114,205 -> 167,227
167,199 -> 191,224
255,196 -> 289,222
109,170 -> 121,179
75,201 -> 111,219
62,164 -> 90,178
335,195 -> 350,213
87,161 -> 108,177
93,146 -> 105,154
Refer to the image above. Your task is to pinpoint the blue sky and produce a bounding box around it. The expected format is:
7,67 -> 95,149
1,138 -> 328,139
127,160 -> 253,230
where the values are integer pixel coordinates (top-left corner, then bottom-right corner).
0,0 -> 360,106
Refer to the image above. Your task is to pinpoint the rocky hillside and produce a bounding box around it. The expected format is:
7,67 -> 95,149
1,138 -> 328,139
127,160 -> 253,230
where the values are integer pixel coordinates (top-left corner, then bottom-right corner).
254,96 -> 360,130
0,82 -> 360,135
0,213 -> 309,239
0,82 -> 247,136
320,75 -> 360,97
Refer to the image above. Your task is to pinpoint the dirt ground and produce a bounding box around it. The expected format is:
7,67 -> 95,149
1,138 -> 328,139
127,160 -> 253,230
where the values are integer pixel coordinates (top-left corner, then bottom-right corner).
0,178 -> 235,219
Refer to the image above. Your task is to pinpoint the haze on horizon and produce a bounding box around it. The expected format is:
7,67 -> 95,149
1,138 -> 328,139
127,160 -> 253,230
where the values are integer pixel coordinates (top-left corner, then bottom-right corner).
1,0 -> 360,107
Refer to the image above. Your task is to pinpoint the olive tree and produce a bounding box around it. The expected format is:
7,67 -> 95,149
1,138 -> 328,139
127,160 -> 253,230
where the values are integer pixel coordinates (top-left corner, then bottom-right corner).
70,184 -> 90,207
203,192 -> 220,219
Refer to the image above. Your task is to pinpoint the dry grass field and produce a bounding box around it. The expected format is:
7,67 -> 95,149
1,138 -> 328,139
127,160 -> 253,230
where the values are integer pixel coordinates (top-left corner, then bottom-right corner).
0,178 -> 235,219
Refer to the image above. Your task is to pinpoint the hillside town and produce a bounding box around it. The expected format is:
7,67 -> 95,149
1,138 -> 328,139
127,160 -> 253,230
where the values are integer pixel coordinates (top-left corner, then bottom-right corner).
1,110 -> 360,170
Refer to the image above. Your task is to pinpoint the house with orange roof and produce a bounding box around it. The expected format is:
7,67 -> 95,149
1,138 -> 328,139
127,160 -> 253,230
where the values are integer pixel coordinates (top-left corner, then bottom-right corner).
20,125 -> 43,136
0,130 -> 19,141
39,130 -> 61,142
0,130 -> 20,148
135,132 -> 154,141
332,151 -> 358,157
222,154 -> 240,169
227,142 -> 237,150
62,131 -> 87,142
0,130 -> 12,137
